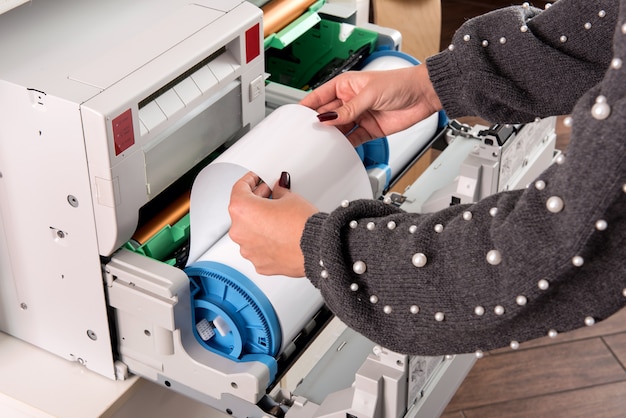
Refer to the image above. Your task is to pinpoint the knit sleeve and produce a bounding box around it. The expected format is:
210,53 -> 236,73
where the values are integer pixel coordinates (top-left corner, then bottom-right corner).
426,0 -> 617,123
300,0 -> 626,357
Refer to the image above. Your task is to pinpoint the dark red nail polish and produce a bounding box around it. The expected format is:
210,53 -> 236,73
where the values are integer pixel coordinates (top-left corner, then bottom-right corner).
279,171 -> 291,189
317,111 -> 338,122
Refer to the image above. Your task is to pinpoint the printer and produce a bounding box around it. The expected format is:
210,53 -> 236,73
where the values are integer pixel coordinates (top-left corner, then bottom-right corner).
0,1 -> 556,417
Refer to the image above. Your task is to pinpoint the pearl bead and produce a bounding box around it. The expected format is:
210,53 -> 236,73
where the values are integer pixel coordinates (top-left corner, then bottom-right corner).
572,255 -> 584,267
494,305 -> 505,315
350,283 -> 359,291
500,37 -> 507,44
474,306 -> 485,316
556,154 -> 566,165
482,40 -> 489,47
622,288 -> 626,298
584,22 -> 592,30
489,207 -> 498,217
521,25 -> 529,33
367,222 -> 375,231
522,2 -> 529,8
383,196 -> 392,205
584,316 -> 595,326
595,220 -> 608,231
559,35 -> 567,43
409,225 -> 418,234
319,259 -> 325,267
435,312 -> 445,322
349,220 -> 358,229
563,117 -> 573,127
370,295 -> 379,304
535,180 -> 546,190
387,221 -> 396,230
516,295 -> 527,306
410,305 -> 420,314
611,58 -> 623,69
510,341 -> 520,350
448,44 -> 455,51
548,329 -> 558,338
475,350 -> 484,359
353,260 -> 367,275
544,3 -> 551,9
591,101 -> 611,120
598,10 -> 606,18
383,305 -> 392,314
622,23 -> 626,34
434,224 -> 444,233
462,211 -> 473,221
486,249 -> 502,265
412,252 -> 428,268
538,279 -> 550,290
341,200 -> 350,208
321,269 -> 329,279
623,183 -> 626,193
546,196 -> 564,213
463,34 -> 471,41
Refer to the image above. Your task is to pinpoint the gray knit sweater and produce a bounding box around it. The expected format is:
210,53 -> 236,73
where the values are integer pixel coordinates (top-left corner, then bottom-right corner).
300,0 -> 626,356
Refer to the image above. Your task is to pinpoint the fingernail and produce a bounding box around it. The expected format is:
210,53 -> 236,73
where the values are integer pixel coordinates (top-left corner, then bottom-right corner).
317,111 -> 338,122
279,171 -> 291,189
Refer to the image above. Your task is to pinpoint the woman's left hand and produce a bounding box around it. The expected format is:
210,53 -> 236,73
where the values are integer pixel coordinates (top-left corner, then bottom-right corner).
228,171 -> 318,277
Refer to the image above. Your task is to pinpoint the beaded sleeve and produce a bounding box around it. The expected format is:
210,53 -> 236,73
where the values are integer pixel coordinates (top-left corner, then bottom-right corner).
300,0 -> 626,356
427,0 -> 617,123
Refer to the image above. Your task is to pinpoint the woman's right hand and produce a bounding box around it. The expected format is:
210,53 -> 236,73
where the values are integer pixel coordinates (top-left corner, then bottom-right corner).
300,64 -> 443,147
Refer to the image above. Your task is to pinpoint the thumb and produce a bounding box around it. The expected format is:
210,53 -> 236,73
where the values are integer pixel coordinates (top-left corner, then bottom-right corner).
272,171 -> 291,199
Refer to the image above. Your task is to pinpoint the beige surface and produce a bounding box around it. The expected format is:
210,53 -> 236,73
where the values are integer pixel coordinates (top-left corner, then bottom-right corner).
372,0 -> 442,62
388,148 -> 440,195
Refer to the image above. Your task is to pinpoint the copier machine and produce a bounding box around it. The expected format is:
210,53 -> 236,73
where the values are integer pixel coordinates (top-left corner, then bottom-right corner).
0,1 -> 558,417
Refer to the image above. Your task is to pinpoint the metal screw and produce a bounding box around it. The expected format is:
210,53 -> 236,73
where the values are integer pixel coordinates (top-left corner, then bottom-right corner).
67,195 -> 79,207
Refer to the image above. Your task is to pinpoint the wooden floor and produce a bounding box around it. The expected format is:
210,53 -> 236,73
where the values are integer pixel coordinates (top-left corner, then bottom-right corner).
435,2 -> 626,417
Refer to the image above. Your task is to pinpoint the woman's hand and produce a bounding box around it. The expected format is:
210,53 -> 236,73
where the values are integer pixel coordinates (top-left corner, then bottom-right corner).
300,64 -> 442,147
228,172 -> 318,278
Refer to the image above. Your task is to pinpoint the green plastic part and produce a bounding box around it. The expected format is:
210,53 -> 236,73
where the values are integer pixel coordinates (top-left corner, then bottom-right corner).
265,18 -> 378,91
123,214 -> 190,266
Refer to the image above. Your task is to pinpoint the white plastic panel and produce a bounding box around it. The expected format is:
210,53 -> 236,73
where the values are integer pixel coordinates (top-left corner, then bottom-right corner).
191,65 -> 220,93
154,89 -> 185,118
208,51 -> 239,81
0,81 -> 115,378
138,101 -> 167,132
69,5 -> 224,89
174,77 -> 202,105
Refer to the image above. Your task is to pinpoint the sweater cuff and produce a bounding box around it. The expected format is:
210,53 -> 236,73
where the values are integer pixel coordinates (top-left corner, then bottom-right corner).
300,212 -> 327,288
426,52 -> 467,119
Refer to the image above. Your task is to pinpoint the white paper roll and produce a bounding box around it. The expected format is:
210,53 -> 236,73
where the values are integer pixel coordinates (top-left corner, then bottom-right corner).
193,234 -> 323,353
185,103 -> 373,357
